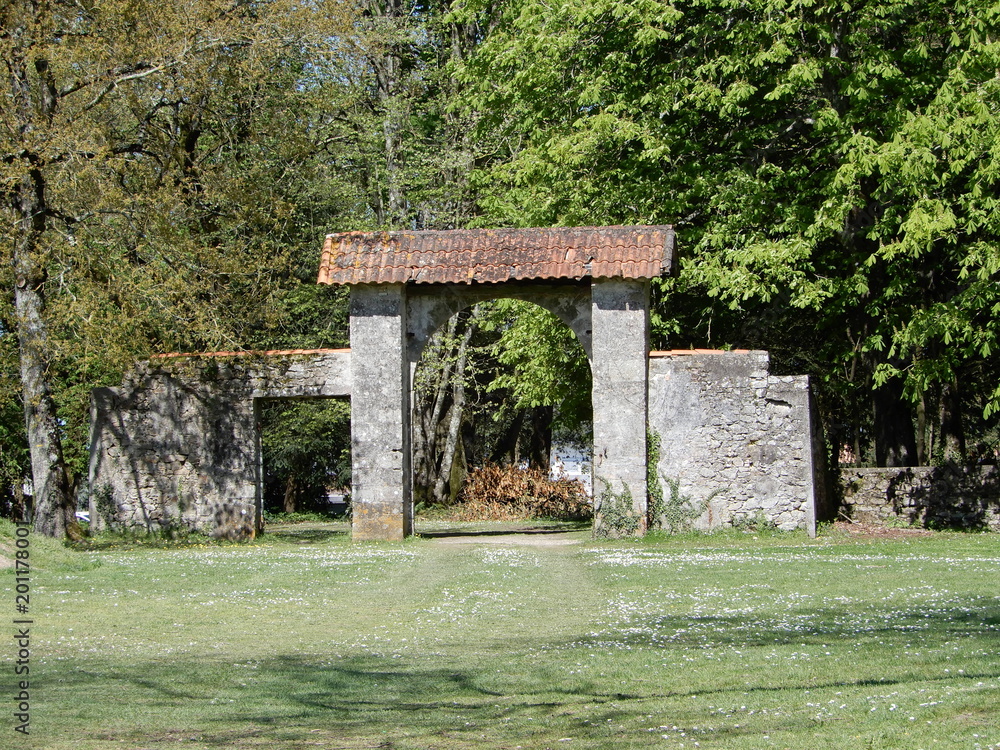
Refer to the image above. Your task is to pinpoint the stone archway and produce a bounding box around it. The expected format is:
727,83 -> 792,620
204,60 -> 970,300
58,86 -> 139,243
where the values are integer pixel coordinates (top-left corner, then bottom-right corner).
88,225 -> 827,542
318,226 -> 675,541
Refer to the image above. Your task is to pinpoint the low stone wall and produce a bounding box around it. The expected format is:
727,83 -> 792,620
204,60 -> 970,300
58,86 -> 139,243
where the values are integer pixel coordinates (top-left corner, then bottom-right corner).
88,350 -> 352,539
647,350 -> 829,534
839,465 -> 1000,530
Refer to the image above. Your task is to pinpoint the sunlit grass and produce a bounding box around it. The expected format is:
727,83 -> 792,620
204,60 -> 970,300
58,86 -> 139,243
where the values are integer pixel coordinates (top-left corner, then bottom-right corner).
4,523 -> 999,748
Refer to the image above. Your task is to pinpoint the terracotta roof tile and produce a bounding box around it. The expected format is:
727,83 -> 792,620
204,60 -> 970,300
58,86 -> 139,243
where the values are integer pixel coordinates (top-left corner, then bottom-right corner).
317,226 -> 675,286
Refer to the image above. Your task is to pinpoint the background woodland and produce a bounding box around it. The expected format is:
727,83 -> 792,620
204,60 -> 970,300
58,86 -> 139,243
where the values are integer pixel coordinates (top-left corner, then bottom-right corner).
2,0 -> 998,533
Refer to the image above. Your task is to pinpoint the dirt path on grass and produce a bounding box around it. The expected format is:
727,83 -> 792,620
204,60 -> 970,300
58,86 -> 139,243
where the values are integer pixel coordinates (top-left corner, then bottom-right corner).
423,525 -> 587,546
832,520 -> 936,539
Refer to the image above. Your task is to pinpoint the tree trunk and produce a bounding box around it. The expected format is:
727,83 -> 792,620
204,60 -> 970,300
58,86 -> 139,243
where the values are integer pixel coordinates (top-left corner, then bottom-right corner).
7,21 -> 74,536
489,410 -> 525,465
412,311 -> 479,505
412,317 -> 459,505
938,379 -> 966,463
431,318 -> 474,504
366,0 -> 407,228
873,375 -> 917,467
916,392 -> 927,465
12,177 -> 73,537
526,405 -> 553,470
283,475 -> 298,514
383,87 -> 405,226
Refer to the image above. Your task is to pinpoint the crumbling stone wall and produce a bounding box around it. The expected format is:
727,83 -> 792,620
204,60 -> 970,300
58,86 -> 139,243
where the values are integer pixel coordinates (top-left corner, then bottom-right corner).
88,350 -> 351,539
840,465 -> 1000,530
647,350 -> 828,534
90,346 -> 823,540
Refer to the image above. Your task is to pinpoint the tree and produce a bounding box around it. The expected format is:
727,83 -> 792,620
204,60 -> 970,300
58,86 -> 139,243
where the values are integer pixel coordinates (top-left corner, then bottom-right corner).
411,300 -> 592,506
351,1 -> 500,504
458,0 -> 1000,465
1,0 -> 356,534
259,398 -> 352,515
413,308 -> 478,506
0,316 -> 28,520
479,299 -> 591,469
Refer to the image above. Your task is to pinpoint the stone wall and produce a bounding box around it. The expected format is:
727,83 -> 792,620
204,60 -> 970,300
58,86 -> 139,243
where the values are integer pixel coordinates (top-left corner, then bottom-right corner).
647,350 -> 828,534
90,346 -> 824,540
88,350 -> 351,539
840,465 -> 1000,530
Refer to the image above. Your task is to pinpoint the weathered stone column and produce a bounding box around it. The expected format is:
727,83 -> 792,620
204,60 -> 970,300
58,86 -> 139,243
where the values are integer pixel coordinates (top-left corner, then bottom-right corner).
591,278 -> 649,535
349,284 -> 412,540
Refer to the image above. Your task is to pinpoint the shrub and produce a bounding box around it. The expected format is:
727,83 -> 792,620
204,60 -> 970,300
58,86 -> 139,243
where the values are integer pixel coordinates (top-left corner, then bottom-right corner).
593,481 -> 641,538
453,463 -> 591,521
649,476 -> 708,533
731,511 -> 777,533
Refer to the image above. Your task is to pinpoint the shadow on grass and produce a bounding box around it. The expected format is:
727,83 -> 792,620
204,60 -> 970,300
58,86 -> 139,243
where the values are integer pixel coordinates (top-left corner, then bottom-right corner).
259,526 -> 350,544
417,519 -> 592,539
47,596 -> 1000,747
49,652 -> 1000,748
570,598 -> 1000,650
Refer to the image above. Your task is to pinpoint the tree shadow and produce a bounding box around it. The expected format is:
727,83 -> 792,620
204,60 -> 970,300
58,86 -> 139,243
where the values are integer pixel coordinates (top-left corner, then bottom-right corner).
260,526 -> 349,544
418,522 -> 589,539
48,593 -> 1000,746
888,464 -> 1000,530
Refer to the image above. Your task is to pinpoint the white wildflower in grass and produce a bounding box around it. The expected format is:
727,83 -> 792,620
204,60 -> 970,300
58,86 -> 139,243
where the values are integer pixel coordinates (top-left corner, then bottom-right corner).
17,525 -> 1000,748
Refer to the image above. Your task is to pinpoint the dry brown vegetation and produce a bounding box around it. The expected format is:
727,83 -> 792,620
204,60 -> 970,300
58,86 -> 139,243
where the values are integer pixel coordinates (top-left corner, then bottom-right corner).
449,464 -> 591,521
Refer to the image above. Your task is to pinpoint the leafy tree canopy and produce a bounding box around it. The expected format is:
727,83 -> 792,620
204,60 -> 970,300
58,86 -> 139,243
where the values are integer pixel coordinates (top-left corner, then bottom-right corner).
458,0 -> 1000,457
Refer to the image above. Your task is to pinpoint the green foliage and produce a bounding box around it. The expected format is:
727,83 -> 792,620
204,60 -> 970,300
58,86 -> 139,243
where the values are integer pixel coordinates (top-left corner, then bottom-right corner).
91,485 -> 117,530
479,299 -> 592,430
460,0 -> 1000,459
414,301 -> 593,507
5,0 -> 998,523
650,476 -> 709,534
647,429 -> 710,533
69,525 -> 234,551
881,513 -> 920,531
251,285 -> 351,352
646,427 -> 663,518
1,0 -> 370,524
593,480 -> 641,538
0,378 -> 27,518
259,399 -> 351,514
731,511 -> 778,533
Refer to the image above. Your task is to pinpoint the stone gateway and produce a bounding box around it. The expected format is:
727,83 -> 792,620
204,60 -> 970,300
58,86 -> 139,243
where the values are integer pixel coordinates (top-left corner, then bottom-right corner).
89,226 -> 827,540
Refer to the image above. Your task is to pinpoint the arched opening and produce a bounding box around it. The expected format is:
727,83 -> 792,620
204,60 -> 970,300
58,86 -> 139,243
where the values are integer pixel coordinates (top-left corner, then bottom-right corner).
410,299 -> 593,529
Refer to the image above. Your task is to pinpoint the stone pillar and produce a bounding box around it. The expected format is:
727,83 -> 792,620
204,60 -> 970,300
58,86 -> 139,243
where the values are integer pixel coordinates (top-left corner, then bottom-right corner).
590,278 -> 649,535
349,284 -> 412,540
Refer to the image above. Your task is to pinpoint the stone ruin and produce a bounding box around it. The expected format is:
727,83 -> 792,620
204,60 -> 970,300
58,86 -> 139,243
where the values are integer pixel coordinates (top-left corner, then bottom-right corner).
88,226 -> 830,540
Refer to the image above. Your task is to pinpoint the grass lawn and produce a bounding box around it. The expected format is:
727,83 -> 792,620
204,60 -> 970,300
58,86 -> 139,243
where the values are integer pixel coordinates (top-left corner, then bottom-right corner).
3,519 -> 999,749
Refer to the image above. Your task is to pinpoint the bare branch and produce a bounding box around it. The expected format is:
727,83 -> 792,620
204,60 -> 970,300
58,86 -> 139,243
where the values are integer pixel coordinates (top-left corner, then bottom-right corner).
80,62 -> 173,111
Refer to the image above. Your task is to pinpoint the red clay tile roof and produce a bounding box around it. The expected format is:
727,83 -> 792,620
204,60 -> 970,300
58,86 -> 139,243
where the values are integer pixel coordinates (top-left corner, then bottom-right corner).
317,226 -> 675,285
